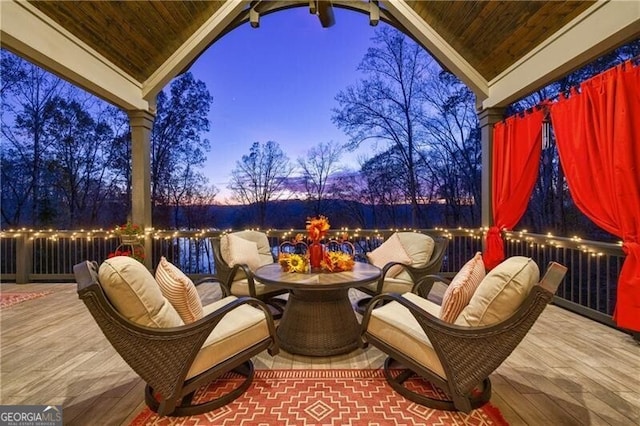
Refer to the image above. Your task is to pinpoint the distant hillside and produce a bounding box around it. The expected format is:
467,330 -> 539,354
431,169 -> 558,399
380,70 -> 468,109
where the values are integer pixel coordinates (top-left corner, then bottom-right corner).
205,199 -> 477,230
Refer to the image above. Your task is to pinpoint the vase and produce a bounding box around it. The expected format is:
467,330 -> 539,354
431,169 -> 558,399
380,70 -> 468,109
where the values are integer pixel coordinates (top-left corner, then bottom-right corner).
120,235 -> 139,245
309,242 -> 323,270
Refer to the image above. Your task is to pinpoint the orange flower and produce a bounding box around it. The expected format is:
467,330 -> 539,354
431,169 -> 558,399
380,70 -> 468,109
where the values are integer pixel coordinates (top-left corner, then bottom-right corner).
306,215 -> 330,242
321,251 -> 354,272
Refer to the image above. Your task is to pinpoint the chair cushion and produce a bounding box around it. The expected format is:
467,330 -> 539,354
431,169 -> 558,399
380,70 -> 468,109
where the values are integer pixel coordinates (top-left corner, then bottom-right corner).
361,276 -> 413,295
221,233 -> 262,272
229,230 -> 274,267
98,256 -> 183,328
188,296 -> 271,379
394,233 -> 435,282
367,292 -> 446,378
439,252 -> 485,323
367,233 -> 412,278
230,278 -> 277,297
455,256 -> 540,327
155,256 -> 203,324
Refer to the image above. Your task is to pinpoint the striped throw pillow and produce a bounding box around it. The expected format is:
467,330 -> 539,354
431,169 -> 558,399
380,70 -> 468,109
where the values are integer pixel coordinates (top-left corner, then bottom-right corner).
439,252 -> 485,323
155,256 -> 203,324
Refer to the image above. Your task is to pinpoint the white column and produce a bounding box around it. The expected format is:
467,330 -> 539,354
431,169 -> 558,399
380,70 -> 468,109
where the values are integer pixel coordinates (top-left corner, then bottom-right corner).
478,108 -> 505,231
128,110 -> 155,268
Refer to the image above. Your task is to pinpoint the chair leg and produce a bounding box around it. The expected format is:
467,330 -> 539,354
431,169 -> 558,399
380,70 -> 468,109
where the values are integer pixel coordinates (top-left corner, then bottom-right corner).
382,357 -> 491,413
145,360 -> 255,417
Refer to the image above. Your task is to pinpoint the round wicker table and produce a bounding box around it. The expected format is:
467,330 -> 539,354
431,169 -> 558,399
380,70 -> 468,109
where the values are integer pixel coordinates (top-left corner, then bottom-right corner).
254,262 -> 381,356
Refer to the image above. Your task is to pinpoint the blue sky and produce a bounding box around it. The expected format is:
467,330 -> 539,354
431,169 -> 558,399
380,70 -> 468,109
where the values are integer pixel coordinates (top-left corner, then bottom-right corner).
188,6 -> 381,200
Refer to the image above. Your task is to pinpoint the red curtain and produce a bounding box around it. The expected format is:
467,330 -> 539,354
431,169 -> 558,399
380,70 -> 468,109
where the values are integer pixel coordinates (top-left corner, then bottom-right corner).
550,61 -> 640,332
485,109 -> 544,270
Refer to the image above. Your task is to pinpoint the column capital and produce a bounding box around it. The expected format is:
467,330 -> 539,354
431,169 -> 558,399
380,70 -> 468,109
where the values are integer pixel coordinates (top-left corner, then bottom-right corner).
478,107 -> 505,127
128,109 -> 155,129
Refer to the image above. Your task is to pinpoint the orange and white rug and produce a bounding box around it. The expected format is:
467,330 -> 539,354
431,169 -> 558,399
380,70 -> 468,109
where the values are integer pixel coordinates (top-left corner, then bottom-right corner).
0,291 -> 53,308
130,369 -> 508,425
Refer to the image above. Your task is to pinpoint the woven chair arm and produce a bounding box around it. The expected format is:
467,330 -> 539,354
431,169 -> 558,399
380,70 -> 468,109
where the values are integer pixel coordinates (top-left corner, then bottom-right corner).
80,287 -> 278,405
229,264 -> 259,297
411,274 -> 451,296
362,287 -> 555,399
415,287 -> 554,397
195,295 -> 278,354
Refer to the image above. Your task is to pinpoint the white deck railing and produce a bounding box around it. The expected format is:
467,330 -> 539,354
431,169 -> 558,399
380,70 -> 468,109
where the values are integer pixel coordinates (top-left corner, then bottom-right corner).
0,227 -> 626,334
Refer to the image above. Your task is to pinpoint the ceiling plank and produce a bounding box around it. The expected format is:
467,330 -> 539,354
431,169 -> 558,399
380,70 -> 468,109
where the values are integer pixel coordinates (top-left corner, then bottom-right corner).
484,0 -> 640,108
0,0 -> 148,111
381,0 -> 489,100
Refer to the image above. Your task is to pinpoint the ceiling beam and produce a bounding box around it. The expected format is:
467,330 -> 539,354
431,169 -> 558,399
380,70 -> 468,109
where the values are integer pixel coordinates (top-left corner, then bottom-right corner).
483,0 -> 640,109
0,0 -> 148,111
380,0 -> 488,101
316,1 -> 336,28
142,0 -> 249,100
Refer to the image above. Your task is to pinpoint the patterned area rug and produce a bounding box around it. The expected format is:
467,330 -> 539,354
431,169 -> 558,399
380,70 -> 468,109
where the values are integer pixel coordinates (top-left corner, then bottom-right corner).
130,369 -> 508,425
0,291 -> 53,308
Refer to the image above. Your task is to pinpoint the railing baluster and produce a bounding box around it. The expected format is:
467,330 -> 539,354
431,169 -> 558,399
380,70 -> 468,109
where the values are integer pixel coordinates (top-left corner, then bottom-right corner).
0,227 -> 627,335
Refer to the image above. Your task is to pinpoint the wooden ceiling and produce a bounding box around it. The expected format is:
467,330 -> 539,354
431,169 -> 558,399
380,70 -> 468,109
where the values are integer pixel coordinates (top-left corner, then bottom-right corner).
27,0 -> 595,84
406,0 -> 595,81
27,1 -> 228,83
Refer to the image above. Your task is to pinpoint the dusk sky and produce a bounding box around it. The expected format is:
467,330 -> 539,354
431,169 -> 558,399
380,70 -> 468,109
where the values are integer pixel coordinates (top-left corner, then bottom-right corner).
188,6 -> 385,200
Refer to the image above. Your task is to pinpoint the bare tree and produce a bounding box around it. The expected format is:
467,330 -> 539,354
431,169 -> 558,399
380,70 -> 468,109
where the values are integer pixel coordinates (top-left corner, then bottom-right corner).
298,141 -> 343,216
332,26 -> 432,227
151,72 -> 212,212
328,170 -> 372,228
420,70 -> 481,226
43,97 -> 115,227
1,50 -> 65,225
360,152 -> 409,227
228,141 -> 293,227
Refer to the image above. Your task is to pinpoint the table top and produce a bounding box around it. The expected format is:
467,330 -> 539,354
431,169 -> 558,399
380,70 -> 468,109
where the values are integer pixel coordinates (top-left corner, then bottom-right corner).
254,262 -> 381,290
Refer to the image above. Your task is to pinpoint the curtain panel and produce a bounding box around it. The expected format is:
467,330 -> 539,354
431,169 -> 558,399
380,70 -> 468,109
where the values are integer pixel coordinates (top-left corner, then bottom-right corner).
550,61 -> 640,331
485,109 -> 544,270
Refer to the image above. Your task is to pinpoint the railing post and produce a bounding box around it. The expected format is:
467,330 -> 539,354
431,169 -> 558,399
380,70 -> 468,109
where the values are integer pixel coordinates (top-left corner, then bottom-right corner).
15,233 -> 33,284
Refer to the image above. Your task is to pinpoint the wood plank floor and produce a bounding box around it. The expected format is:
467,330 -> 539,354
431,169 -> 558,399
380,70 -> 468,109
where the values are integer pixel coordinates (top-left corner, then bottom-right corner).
1,282 -> 638,425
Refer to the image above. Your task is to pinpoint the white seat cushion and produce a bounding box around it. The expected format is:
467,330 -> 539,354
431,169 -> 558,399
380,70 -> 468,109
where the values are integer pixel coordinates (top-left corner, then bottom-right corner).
188,296 -> 270,379
233,230 -> 274,266
455,256 -> 539,327
367,292 -> 446,379
394,233 -> 435,282
221,231 -> 274,281
367,233 -> 412,278
98,256 -> 183,328
221,233 -> 262,272
230,278 -> 276,297
361,276 -> 413,295
155,256 -> 203,324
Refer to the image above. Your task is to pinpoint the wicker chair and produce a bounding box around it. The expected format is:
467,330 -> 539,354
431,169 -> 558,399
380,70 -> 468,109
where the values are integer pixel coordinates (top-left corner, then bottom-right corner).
361,260 -> 567,413
356,234 -> 448,312
73,260 -> 279,417
212,231 -> 289,317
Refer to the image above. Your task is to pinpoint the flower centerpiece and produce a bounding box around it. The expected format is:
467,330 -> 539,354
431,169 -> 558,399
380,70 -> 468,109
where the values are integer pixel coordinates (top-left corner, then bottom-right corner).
279,233 -> 309,273
322,235 -> 356,272
306,215 -> 330,269
321,251 -> 355,272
